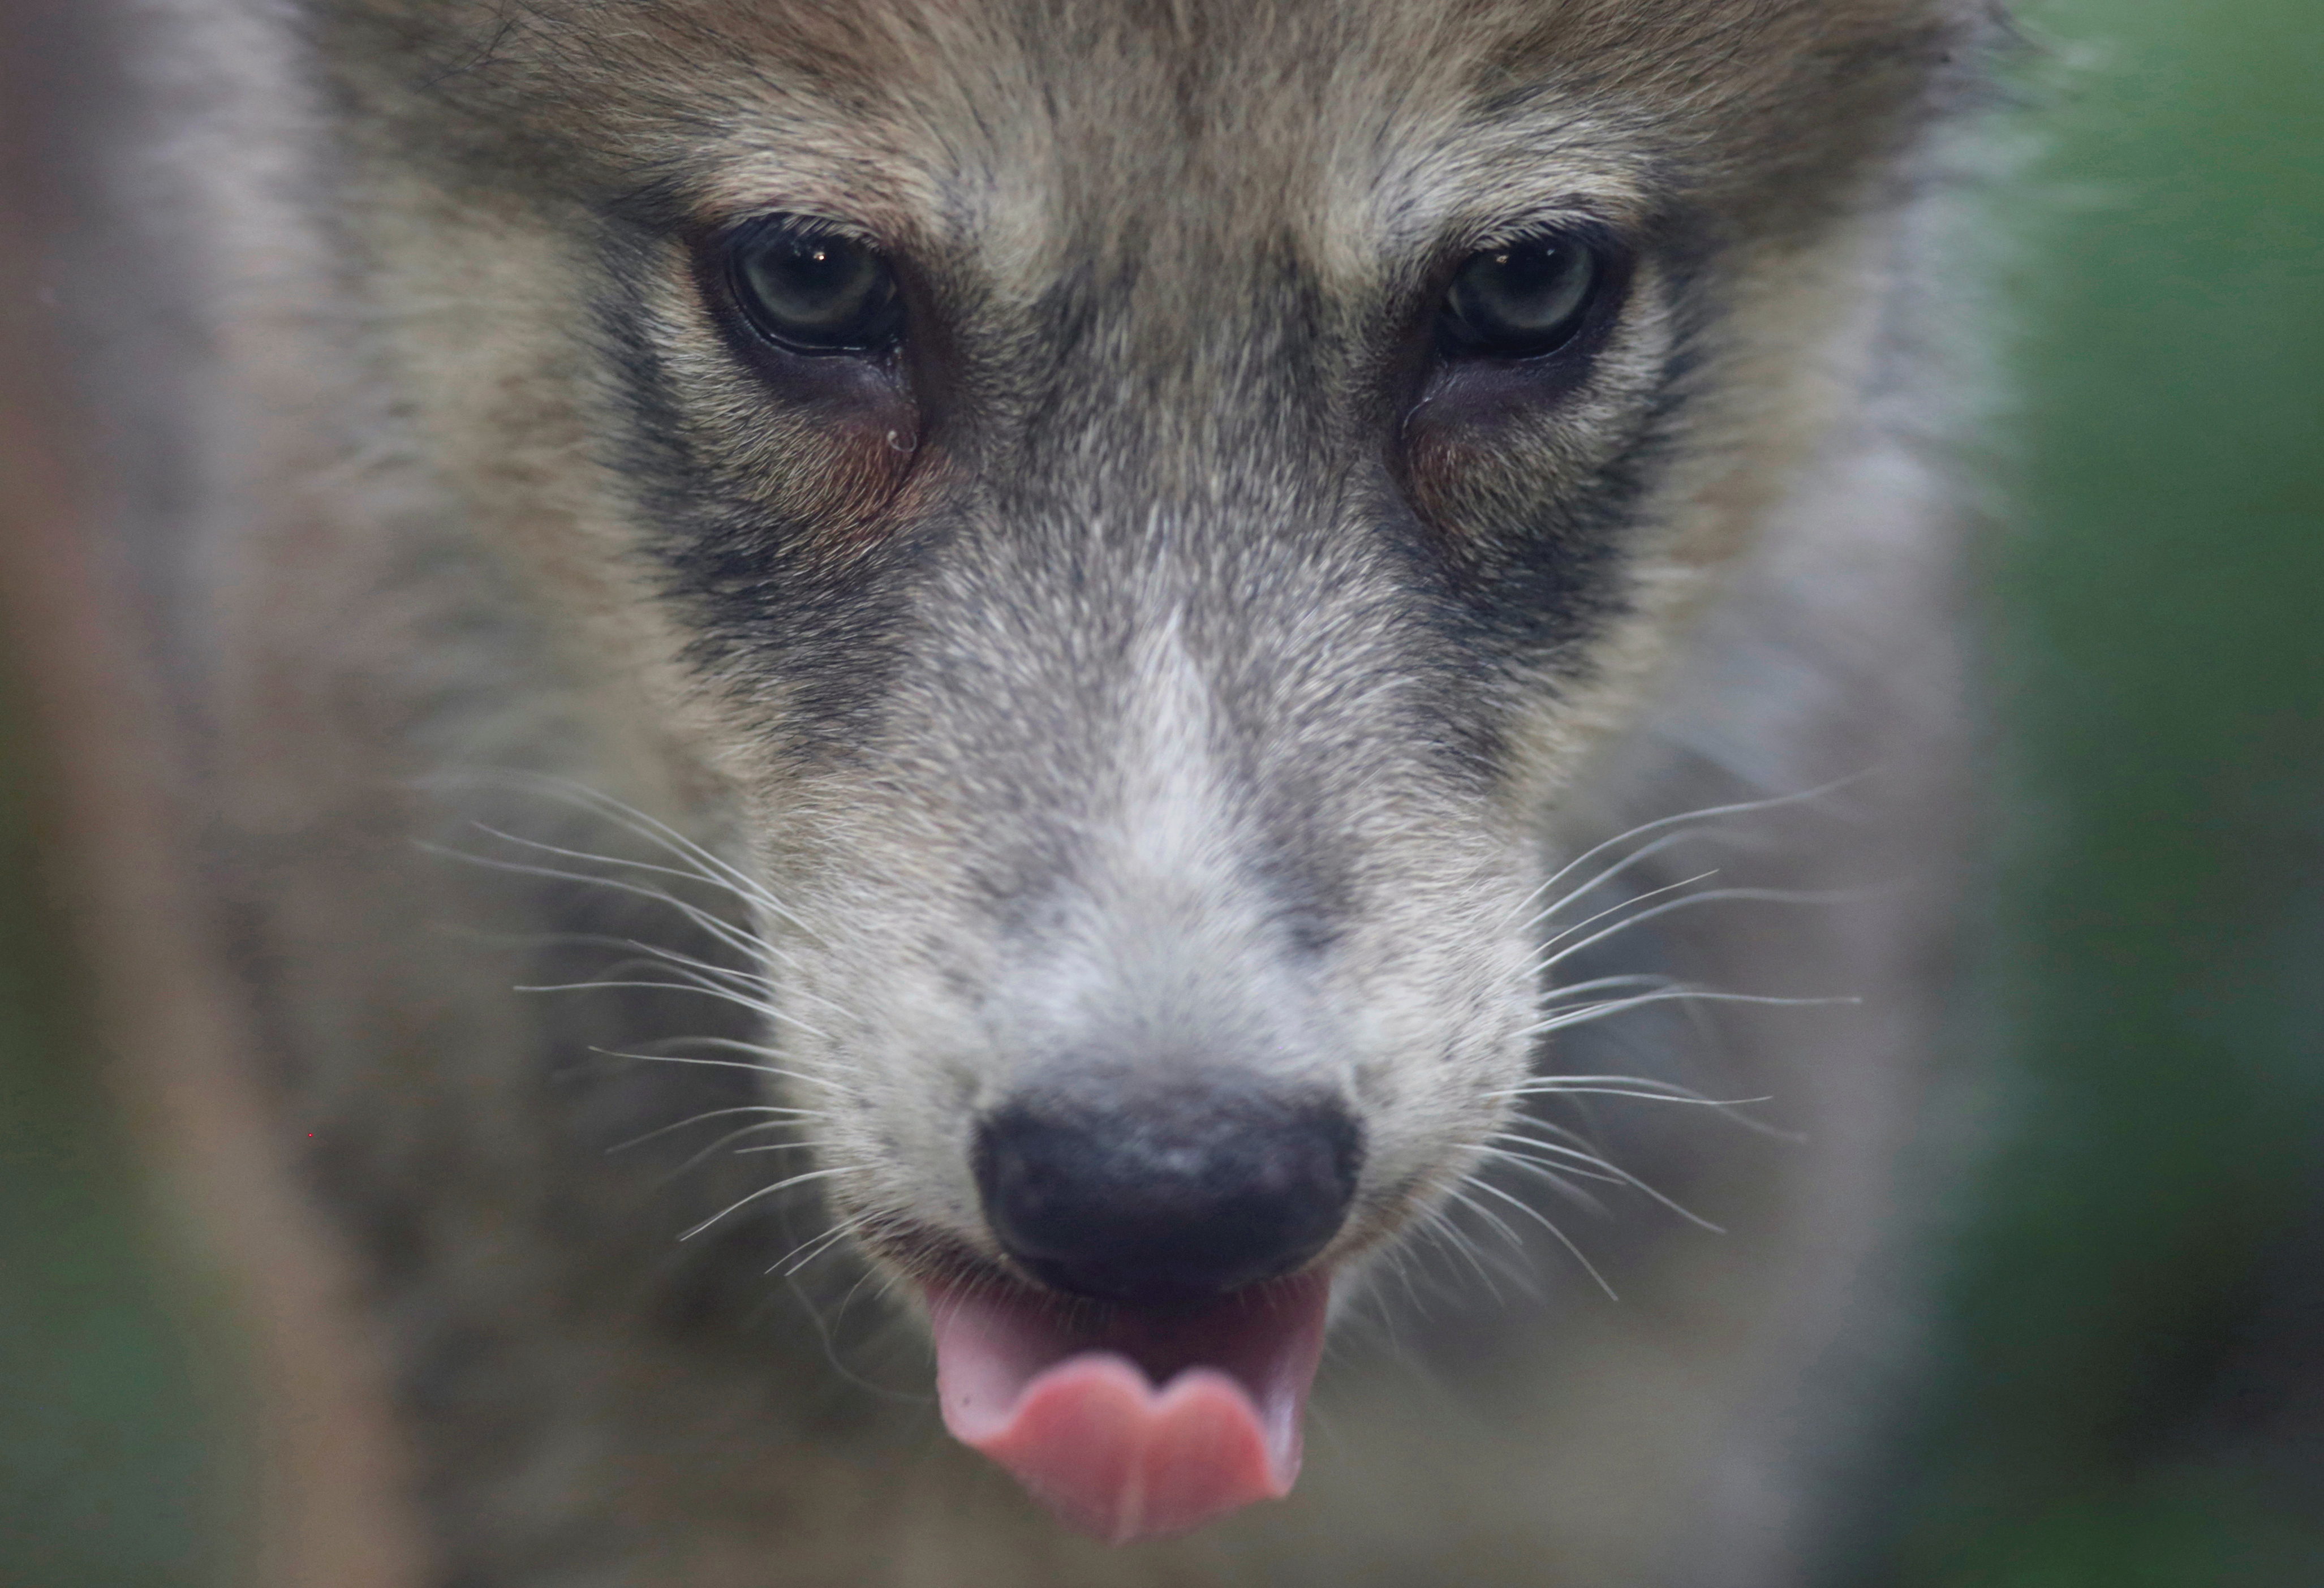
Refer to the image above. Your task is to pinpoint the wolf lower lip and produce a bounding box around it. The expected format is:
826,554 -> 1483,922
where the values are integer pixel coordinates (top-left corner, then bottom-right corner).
924,1269 -> 1332,1543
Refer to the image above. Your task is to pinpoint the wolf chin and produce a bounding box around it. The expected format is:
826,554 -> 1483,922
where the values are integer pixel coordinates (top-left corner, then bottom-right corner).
102,0 -> 1985,1581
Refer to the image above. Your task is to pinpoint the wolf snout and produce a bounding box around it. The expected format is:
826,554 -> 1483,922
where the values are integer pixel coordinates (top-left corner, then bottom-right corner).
972,1078 -> 1363,1307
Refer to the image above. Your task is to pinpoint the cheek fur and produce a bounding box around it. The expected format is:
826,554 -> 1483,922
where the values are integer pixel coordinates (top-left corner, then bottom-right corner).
1399,410 -> 1578,554
771,403 -> 932,553
1400,419 -> 1491,542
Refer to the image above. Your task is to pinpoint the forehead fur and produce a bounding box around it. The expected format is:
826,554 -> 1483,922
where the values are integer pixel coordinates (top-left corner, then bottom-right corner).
328,0 -> 1983,259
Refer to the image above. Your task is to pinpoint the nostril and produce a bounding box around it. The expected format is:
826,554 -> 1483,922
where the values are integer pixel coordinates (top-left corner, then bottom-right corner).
972,1078 -> 1363,1306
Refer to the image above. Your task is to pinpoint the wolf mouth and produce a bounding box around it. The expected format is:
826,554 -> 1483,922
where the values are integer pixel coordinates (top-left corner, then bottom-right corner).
924,1269 -> 1332,1543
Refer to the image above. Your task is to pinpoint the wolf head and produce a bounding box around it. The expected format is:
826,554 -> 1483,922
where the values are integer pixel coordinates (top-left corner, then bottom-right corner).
316,0 -> 1976,1539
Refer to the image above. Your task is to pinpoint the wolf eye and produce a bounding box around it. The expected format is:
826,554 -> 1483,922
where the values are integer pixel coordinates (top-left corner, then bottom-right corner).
725,216 -> 903,354
1439,236 -> 1603,359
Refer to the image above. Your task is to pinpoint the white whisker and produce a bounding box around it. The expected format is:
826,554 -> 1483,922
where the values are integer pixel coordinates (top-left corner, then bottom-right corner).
459,822 -> 760,911
1537,972 -> 1684,1005
660,1123 -> 831,1183
1505,774 -> 1869,927
445,927 -> 779,991
777,1213 -> 871,1277
1501,1074 -> 1804,1142
1473,1145 -> 1617,1209
1531,870 -> 1720,965
1522,829 -> 1708,932
1498,1082 -> 1772,1107
1477,1140 -> 1625,1189
679,1165 -> 866,1241
1500,1072 -> 1718,1094
1489,1129 -> 1723,1232
1460,1174 -> 1617,1300
1440,1183 -> 1526,1255
422,769 -> 818,941
589,1043 -> 845,1095
1530,886 -> 1866,976
583,950 -> 773,997
1524,988 -> 1857,1038
609,1104 -> 823,1154
1411,1199 -> 1501,1298
420,837 -> 792,972
517,976 -> 831,1042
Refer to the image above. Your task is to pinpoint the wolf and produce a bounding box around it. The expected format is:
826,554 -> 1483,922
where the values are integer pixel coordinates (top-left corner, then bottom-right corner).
82,0 -> 1986,1581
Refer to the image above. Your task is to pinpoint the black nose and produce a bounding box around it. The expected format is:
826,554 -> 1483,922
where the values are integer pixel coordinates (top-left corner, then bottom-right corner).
972,1078 -> 1363,1306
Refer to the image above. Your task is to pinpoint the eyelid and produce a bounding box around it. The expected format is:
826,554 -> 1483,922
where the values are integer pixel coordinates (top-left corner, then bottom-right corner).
1451,208 -> 1620,256
724,211 -> 883,251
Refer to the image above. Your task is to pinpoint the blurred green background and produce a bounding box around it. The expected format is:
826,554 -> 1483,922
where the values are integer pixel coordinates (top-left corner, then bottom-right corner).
2,0 -> 2319,1582
1860,0 -> 2324,1582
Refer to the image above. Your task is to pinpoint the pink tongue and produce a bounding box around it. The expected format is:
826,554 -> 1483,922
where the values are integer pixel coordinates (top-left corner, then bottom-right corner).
926,1271 -> 1331,1543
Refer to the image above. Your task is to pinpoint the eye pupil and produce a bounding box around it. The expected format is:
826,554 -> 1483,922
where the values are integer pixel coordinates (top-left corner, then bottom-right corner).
727,217 -> 902,353
1440,235 -> 1603,358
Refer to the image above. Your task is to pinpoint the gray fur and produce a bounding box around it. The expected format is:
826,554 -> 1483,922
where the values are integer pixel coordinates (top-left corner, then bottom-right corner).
117,0 -> 1986,1580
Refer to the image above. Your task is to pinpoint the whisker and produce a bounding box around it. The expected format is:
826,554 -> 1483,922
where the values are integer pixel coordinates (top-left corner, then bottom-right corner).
777,1213 -> 871,1277
1505,774 -> 1869,927
515,977 -> 831,1042
588,1043 -> 845,1095
582,950 -> 773,997
1530,886 -> 1867,976
1497,1112 -> 1601,1153
1411,1199 -> 1501,1299
679,1165 -> 867,1241
441,926 -> 778,990
1488,1129 -> 1723,1232
1522,829 -> 1708,932
1532,871 -> 1719,966
657,1122 -> 830,1184
423,769 -> 815,939
1477,1139 -> 1626,1189
1497,1072 -> 1724,1095
1440,1184 -> 1526,1256
1371,1243 -> 1427,1325
609,1104 -> 823,1154
459,822 -> 756,909
425,840 -> 866,1028
1472,1145 -> 1617,1211
420,838 -> 791,972
564,948 -> 785,1008
1498,1082 -> 1774,1107
1523,988 -> 1857,1038
544,786 -> 814,937
1503,1074 -> 1804,1142
1460,1174 -> 1618,1300
1537,972 -> 1684,1005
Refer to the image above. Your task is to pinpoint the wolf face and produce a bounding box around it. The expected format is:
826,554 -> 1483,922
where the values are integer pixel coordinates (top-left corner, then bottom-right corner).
270,0 -> 1981,1548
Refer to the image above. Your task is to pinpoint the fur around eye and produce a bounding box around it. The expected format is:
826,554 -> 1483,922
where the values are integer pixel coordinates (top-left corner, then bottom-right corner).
725,216 -> 904,354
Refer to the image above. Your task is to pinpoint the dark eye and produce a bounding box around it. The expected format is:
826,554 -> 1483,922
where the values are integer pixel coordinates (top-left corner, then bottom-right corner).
1439,235 -> 1604,359
725,216 -> 903,354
